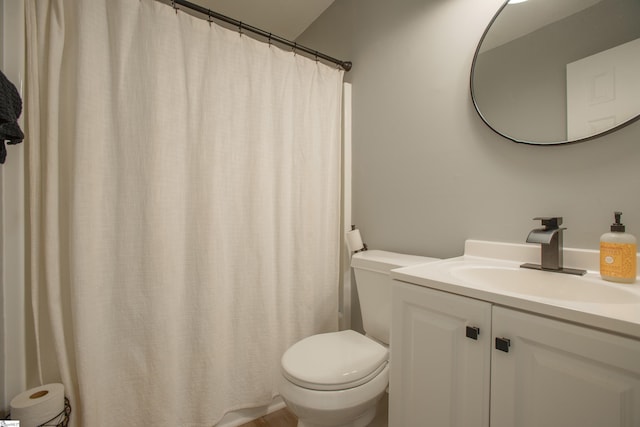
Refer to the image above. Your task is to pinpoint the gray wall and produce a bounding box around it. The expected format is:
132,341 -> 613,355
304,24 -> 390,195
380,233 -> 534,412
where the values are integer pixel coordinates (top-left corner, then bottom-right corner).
1,0 -> 6,412
298,0 -> 640,261
1,0 -> 28,412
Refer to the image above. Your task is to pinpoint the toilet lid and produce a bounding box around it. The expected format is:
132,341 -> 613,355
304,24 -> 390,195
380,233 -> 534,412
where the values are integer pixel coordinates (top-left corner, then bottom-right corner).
281,330 -> 389,391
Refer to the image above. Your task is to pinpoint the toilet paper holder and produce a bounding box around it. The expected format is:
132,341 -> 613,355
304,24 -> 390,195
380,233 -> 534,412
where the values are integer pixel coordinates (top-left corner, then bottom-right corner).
347,225 -> 368,253
5,397 -> 71,427
39,398 -> 71,427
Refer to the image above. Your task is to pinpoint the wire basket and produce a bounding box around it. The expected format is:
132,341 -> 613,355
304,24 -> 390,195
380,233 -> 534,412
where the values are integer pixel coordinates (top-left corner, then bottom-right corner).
38,397 -> 71,427
3,397 -> 71,427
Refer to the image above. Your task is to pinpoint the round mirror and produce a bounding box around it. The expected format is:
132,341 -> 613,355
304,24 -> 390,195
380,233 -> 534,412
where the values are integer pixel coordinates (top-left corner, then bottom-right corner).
471,0 -> 640,145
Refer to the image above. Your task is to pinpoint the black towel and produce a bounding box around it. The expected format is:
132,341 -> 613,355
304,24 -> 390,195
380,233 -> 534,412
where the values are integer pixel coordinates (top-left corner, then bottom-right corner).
0,69 -> 24,164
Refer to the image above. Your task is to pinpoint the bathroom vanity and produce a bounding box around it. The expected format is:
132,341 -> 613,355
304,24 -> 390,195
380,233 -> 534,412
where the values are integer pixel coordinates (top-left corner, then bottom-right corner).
388,240 -> 640,427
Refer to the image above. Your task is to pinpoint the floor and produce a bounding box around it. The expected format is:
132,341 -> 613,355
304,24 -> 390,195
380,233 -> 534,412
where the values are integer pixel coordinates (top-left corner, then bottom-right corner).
238,407 -> 298,427
238,394 -> 388,427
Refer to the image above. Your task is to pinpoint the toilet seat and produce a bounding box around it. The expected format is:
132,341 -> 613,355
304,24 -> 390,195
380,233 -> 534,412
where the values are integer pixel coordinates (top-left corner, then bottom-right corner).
281,330 -> 388,391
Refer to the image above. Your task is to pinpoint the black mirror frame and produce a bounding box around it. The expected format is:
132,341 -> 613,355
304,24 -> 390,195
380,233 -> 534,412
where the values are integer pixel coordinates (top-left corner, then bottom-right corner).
469,0 -> 640,146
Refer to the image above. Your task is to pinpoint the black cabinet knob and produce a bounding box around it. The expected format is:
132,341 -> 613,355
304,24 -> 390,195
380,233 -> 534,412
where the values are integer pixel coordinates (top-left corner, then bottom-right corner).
466,326 -> 480,340
495,337 -> 511,352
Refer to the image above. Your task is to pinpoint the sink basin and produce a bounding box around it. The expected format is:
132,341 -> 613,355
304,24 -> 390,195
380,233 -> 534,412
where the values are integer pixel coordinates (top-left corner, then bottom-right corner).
451,265 -> 640,304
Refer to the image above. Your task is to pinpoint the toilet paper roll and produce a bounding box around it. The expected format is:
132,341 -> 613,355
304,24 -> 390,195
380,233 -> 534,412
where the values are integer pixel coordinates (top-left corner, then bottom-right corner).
346,228 -> 365,253
10,383 -> 65,427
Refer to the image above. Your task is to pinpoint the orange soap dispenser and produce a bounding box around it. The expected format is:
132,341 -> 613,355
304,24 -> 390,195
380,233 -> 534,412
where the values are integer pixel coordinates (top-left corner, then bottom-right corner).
600,211 -> 637,284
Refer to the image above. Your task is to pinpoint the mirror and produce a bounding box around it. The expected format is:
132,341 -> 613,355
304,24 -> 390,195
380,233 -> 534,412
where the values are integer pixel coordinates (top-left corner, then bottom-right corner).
471,0 -> 640,145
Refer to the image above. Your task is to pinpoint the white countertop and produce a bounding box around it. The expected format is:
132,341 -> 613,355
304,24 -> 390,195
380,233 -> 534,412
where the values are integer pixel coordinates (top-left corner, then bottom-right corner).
391,240 -> 640,340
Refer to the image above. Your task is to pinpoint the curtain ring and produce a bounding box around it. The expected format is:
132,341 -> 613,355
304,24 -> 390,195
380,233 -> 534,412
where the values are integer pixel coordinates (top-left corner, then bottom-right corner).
207,11 -> 213,26
268,33 -> 272,48
171,0 -> 178,13
293,42 -> 297,56
238,22 -> 243,37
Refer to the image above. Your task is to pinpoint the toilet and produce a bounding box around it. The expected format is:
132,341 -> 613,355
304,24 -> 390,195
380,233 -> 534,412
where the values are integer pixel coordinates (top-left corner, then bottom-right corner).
279,250 -> 439,427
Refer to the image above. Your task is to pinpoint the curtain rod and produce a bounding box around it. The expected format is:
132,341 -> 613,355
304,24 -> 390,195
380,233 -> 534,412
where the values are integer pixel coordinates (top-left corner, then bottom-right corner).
171,0 -> 352,71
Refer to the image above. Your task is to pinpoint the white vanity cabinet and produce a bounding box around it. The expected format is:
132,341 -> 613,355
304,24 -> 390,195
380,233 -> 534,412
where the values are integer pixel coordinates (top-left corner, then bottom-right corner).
491,306 -> 640,427
389,281 -> 492,427
390,280 -> 640,427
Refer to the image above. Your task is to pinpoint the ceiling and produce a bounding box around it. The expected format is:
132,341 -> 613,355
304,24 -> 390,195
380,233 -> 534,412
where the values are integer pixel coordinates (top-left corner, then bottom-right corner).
181,0 -> 603,49
481,0 -> 604,52
179,0 -> 336,40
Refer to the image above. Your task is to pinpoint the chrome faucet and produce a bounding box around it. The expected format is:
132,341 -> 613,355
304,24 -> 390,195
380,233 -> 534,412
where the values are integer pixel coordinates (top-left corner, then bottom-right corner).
521,217 -> 586,276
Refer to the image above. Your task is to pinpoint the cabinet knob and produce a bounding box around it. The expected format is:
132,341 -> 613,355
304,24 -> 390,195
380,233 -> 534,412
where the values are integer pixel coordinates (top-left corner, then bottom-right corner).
495,337 -> 511,352
466,326 -> 480,340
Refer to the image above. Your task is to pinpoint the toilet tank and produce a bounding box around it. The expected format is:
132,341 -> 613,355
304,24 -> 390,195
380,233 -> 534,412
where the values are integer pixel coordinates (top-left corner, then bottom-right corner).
351,250 -> 439,345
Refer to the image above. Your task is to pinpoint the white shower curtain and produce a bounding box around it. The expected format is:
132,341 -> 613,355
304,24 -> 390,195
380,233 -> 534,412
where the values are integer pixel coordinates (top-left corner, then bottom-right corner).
25,0 -> 343,425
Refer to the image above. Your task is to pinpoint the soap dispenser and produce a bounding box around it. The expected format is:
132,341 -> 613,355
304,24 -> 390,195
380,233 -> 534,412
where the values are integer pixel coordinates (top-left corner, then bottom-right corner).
600,211 -> 637,283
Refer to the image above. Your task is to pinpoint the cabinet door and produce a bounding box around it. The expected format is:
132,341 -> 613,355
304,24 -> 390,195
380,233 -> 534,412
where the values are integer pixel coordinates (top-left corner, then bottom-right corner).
491,306 -> 640,427
389,281 -> 492,427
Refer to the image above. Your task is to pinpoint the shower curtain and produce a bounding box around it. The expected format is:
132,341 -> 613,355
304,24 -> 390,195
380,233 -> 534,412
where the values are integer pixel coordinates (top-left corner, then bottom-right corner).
25,0 -> 344,425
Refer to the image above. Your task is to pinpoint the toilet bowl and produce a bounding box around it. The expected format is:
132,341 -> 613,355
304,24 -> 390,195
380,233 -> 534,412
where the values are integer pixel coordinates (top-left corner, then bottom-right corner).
279,250 -> 439,427
280,330 -> 388,427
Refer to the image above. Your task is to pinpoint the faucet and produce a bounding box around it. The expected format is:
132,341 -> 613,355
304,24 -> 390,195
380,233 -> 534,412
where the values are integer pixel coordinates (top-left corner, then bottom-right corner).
521,217 -> 586,276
